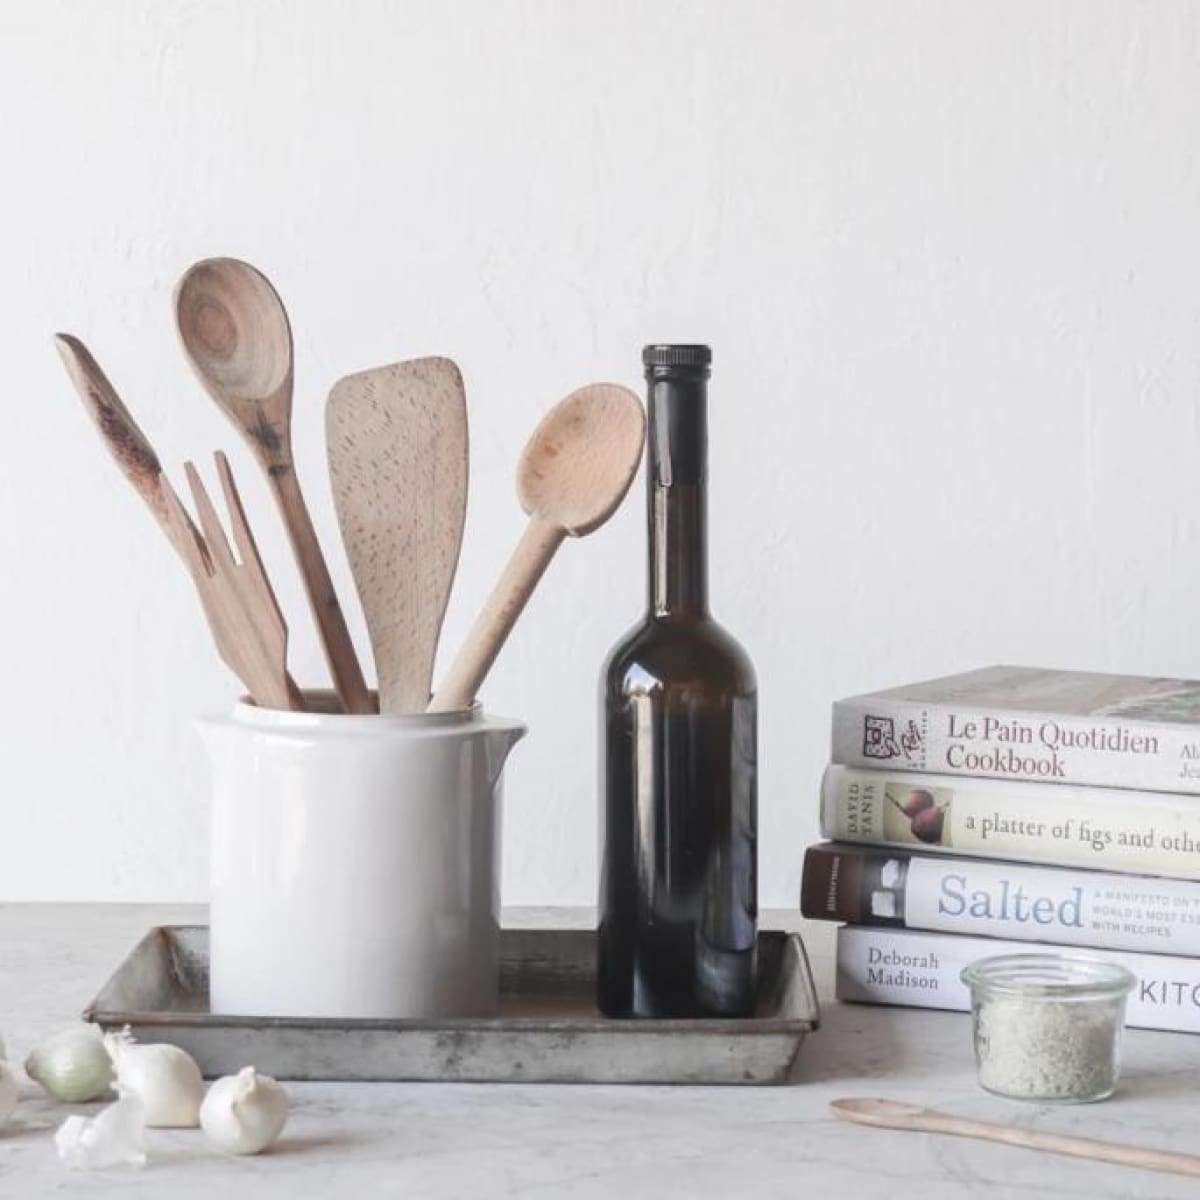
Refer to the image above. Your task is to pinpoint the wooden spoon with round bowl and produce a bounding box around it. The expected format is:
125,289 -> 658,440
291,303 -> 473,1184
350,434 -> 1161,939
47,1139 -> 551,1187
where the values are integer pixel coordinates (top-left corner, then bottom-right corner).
174,258 -> 372,713
427,383 -> 645,713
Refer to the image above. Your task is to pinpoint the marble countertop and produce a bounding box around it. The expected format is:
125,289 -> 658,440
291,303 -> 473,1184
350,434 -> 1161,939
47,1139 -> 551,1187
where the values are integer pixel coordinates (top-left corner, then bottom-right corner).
1,904 -> 1197,1198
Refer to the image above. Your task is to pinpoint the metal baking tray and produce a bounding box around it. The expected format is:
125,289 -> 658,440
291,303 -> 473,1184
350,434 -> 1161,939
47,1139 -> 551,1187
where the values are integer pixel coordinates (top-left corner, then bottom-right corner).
84,927 -> 819,1084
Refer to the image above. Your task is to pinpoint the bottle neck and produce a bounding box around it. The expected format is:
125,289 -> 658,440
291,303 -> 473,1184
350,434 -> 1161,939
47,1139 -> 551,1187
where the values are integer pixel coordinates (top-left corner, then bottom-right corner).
647,370 -> 709,616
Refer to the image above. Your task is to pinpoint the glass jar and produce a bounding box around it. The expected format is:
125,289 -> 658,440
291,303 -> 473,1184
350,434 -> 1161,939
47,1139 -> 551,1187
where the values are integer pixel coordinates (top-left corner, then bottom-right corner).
961,954 -> 1136,1103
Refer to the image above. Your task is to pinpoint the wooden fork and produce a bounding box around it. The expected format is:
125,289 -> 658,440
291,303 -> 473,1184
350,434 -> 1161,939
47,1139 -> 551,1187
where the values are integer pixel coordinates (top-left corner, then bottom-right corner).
161,452 -> 301,711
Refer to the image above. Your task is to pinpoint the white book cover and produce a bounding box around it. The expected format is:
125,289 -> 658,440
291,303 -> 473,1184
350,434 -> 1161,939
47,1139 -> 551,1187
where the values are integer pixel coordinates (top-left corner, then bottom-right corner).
820,763 -> 1200,879
837,925 -> 1200,1033
831,664 -> 1200,793
803,842 -> 1200,957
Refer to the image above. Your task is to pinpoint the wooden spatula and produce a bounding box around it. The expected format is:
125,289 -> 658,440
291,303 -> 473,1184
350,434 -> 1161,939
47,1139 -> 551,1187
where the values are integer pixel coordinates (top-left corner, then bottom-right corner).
55,334 -> 200,559
55,334 -> 301,709
326,358 -> 468,714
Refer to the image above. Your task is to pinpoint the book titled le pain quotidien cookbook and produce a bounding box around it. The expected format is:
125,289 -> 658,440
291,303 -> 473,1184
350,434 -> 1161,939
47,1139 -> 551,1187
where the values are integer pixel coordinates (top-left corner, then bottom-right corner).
831,664 -> 1200,793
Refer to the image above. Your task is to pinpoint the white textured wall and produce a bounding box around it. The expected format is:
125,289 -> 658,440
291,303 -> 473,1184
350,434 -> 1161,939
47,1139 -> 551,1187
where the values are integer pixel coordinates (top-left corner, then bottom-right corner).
3,1 -> 1199,903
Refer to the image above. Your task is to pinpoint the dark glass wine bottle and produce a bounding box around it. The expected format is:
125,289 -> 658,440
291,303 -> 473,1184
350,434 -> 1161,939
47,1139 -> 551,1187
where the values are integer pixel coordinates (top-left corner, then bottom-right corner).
597,344 -> 757,1019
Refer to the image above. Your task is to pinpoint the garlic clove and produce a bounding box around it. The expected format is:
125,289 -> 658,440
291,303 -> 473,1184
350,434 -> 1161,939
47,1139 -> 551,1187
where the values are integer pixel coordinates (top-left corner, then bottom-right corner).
103,1029 -> 203,1128
55,1096 -> 147,1170
26,1027 -> 115,1103
0,1060 -> 18,1125
200,1066 -> 288,1155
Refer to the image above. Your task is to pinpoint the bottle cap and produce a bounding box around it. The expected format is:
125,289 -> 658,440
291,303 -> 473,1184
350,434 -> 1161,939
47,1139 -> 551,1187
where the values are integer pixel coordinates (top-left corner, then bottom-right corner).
642,344 -> 712,372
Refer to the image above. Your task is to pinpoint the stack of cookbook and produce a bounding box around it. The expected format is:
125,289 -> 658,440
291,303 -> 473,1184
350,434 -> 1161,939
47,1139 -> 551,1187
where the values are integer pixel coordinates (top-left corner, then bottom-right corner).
801,665 -> 1200,1032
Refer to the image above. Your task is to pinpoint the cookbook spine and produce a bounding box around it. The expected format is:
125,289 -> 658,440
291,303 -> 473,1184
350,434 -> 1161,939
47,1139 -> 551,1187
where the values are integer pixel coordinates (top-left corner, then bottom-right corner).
831,696 -> 1200,793
819,764 -> 1200,880
803,842 -> 1200,956
836,925 -> 1200,1033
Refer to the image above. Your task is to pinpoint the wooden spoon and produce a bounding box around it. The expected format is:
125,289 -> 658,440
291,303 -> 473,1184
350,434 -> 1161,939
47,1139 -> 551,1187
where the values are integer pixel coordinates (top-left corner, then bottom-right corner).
327,358 -> 468,714
831,1098 -> 1200,1178
174,258 -> 372,713
427,383 -> 644,713
54,333 -> 302,708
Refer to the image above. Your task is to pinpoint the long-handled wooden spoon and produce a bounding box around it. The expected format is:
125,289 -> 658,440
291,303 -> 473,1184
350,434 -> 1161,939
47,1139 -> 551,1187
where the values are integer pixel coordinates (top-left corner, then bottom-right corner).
327,358 -> 468,713
831,1098 -> 1200,1178
427,383 -> 644,713
54,334 -> 302,708
174,258 -> 372,714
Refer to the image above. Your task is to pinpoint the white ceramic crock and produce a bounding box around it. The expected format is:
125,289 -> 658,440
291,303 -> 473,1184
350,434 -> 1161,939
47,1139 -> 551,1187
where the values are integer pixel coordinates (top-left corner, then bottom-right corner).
198,695 -> 526,1019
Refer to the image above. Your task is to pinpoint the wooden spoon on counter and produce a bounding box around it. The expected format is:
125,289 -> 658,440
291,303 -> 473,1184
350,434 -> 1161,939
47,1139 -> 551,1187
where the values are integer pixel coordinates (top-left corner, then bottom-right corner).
174,258 -> 372,714
327,358 -> 468,714
831,1098 -> 1200,1178
54,334 -> 302,709
427,383 -> 644,713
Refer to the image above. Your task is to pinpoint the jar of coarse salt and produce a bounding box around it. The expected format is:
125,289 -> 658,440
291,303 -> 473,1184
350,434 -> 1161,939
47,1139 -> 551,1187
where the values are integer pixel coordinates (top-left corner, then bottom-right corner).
961,954 -> 1136,1103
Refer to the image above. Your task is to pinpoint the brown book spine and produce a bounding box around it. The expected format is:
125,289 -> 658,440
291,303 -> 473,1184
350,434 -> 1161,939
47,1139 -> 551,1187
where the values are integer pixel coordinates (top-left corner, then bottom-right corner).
801,844 -> 867,922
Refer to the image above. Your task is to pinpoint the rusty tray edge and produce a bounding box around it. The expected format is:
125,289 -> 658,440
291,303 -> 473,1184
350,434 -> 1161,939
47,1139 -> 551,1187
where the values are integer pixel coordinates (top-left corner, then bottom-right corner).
83,926 -> 819,1084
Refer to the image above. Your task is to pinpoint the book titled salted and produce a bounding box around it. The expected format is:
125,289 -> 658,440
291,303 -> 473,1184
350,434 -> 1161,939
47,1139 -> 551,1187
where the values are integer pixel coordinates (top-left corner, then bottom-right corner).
832,665 -> 1200,793
820,763 -> 1200,878
836,925 -> 1200,1033
803,842 -> 1200,956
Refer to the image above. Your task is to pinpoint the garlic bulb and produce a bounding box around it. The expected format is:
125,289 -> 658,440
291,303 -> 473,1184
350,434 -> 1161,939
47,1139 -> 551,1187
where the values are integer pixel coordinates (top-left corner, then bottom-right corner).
199,1067 -> 288,1155
103,1030 -> 203,1128
0,1059 -> 18,1125
26,1027 -> 114,1103
56,1096 -> 147,1170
